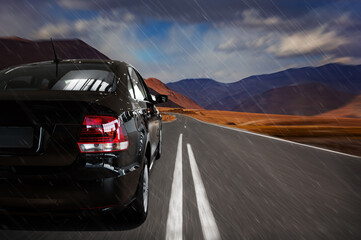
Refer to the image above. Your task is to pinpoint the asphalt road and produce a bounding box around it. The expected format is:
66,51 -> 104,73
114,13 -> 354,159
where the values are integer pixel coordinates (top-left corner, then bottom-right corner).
1,113 -> 361,239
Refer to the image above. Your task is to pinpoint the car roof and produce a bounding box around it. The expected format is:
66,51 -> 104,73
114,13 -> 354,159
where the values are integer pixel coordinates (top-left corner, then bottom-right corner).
3,59 -> 129,69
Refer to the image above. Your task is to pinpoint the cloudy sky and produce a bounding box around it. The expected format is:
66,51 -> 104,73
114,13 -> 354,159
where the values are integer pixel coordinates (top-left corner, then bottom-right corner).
1,0 -> 361,83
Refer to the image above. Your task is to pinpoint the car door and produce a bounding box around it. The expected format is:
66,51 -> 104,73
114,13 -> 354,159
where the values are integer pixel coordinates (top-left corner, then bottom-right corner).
128,67 -> 160,163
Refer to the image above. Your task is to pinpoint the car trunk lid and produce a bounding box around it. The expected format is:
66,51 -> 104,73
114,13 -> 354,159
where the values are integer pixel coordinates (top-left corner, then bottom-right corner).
0,91 -> 116,166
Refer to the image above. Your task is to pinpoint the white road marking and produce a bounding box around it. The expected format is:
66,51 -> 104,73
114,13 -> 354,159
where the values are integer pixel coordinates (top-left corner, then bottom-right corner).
166,134 -> 183,240
184,125 -> 187,128
187,144 -> 222,240
173,113 -> 359,159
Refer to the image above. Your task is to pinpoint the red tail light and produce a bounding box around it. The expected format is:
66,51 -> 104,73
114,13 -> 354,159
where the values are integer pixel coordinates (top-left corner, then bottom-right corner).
78,115 -> 129,153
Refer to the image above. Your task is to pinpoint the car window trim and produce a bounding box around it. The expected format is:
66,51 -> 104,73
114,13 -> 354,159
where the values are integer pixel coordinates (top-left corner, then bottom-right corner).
133,69 -> 152,102
127,68 -> 137,100
128,67 -> 148,101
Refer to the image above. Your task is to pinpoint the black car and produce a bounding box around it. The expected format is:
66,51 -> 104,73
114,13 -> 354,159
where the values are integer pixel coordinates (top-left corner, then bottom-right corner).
0,59 -> 167,222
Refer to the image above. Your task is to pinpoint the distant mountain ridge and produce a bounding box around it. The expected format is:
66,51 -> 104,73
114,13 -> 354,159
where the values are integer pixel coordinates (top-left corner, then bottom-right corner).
167,78 -> 229,108
167,63 -> 361,116
233,83 -> 355,116
0,37 -> 109,69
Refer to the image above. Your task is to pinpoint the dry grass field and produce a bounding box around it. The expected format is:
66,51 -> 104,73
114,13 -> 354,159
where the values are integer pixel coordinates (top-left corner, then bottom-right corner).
161,112 -> 176,122
159,107 -> 361,157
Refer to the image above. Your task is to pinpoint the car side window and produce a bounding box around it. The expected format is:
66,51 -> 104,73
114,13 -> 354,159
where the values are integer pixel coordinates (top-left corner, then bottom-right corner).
128,67 -> 147,101
134,70 -> 150,98
127,74 -> 135,99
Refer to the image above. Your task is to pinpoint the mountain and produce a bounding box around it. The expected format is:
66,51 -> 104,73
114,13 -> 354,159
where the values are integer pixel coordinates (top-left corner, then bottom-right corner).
145,78 -> 203,109
232,83 -> 355,116
319,95 -> 361,118
166,78 -> 231,108
0,37 -> 109,69
167,63 -> 361,115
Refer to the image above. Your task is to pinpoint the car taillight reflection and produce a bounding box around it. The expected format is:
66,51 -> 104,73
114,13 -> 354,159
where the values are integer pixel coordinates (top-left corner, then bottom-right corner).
78,115 -> 129,153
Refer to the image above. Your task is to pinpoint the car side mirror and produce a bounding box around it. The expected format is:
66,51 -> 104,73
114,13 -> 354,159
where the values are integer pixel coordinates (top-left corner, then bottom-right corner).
154,94 -> 168,104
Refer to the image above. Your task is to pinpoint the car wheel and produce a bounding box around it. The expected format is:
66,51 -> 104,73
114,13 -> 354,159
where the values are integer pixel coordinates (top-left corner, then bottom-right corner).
155,130 -> 162,160
130,160 -> 149,222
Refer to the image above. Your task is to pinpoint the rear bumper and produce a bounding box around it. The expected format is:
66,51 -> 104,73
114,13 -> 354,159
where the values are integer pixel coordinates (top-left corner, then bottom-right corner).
0,163 -> 142,214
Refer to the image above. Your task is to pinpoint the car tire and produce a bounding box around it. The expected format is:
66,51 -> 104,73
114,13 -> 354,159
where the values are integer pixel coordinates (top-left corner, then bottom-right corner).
129,160 -> 149,223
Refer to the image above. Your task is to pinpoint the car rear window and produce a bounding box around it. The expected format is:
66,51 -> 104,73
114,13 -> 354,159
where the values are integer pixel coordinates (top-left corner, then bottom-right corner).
0,63 -> 116,92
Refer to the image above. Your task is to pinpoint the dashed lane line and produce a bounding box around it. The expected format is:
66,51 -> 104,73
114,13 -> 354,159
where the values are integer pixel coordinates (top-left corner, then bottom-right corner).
166,134 -> 183,240
187,144 -> 222,240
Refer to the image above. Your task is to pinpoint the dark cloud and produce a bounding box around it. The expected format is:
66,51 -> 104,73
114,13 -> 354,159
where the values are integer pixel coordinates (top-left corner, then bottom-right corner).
0,0 -> 64,37
210,0 -> 361,63
57,0 -> 341,22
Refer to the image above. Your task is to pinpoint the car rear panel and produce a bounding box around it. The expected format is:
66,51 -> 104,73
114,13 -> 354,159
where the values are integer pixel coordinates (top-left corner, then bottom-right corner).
0,166 -> 139,211
0,90 -> 141,211
0,91 -> 126,165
